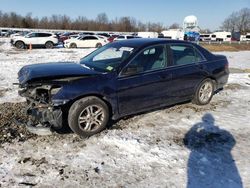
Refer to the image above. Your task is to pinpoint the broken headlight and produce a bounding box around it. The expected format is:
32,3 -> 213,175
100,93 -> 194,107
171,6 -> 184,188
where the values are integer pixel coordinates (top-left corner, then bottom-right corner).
50,87 -> 62,96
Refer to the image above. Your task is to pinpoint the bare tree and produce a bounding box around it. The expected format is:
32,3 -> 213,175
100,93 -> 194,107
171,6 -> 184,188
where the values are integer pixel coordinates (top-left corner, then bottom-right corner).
169,23 -> 180,29
221,8 -> 250,33
0,10 -> 169,32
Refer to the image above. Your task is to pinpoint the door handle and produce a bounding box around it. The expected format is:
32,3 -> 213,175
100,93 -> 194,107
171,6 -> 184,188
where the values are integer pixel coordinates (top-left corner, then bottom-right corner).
159,74 -> 172,80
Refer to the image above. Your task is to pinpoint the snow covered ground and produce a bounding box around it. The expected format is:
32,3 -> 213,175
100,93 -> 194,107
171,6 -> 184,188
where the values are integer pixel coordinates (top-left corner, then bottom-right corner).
0,38 -> 250,187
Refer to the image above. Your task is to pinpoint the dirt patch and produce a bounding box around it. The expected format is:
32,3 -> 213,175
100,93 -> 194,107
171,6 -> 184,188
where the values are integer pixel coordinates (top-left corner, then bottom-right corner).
164,102 -> 221,114
224,83 -> 248,90
0,88 -> 8,97
201,43 -> 250,52
0,102 -> 36,145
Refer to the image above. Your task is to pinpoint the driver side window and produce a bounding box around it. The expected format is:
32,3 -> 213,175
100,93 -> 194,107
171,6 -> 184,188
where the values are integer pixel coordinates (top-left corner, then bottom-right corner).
122,45 -> 166,76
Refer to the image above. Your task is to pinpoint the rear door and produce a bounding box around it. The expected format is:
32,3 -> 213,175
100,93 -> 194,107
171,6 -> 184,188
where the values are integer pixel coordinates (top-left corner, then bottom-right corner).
117,44 -> 173,115
167,44 -> 207,101
37,33 -> 52,45
80,36 -> 99,47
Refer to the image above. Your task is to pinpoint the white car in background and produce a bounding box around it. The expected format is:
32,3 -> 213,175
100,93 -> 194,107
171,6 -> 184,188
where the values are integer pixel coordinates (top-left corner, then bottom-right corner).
64,35 -> 108,48
137,32 -> 158,38
113,35 -> 138,41
11,32 -> 59,49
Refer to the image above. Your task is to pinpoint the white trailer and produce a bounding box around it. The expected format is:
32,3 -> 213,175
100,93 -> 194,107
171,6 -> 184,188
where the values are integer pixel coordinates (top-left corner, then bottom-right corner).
211,31 -> 231,42
241,33 -> 250,41
161,29 -> 184,40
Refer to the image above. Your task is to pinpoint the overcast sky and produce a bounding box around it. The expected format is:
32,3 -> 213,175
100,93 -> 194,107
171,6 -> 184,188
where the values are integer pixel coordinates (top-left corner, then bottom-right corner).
1,0 -> 249,30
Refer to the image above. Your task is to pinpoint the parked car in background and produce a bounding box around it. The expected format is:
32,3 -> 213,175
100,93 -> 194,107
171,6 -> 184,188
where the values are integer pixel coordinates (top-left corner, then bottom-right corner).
58,32 -> 78,42
96,33 -> 110,38
18,38 -> 229,137
114,35 -> 140,41
11,32 -> 59,49
137,32 -> 158,38
79,32 -> 95,36
107,34 -> 119,42
64,35 -> 108,48
10,31 -> 30,39
161,29 -> 184,40
0,29 -> 9,37
68,34 -> 80,39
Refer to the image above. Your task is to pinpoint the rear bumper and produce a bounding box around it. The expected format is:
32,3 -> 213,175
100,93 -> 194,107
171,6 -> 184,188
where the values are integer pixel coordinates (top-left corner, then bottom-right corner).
216,73 -> 229,90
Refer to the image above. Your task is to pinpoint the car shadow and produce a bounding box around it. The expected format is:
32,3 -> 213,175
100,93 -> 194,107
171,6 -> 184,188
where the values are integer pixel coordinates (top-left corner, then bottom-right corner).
183,113 -> 243,188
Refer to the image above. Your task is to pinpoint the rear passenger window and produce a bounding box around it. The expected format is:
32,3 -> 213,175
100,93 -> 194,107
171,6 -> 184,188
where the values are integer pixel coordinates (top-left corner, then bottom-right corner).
38,33 -> 51,37
83,36 -> 97,40
127,36 -> 134,39
170,45 -> 204,66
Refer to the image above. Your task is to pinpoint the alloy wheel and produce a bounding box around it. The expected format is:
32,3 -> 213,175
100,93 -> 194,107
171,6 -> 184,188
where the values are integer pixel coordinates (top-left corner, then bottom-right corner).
198,81 -> 213,103
78,105 -> 105,132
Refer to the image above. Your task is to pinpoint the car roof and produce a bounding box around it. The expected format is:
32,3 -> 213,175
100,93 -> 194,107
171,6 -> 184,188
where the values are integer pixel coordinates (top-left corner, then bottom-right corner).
112,38 -> 194,48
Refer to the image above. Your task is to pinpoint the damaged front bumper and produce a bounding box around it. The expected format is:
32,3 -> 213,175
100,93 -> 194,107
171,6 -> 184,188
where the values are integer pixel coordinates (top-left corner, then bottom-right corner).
24,101 -> 64,135
18,84 -> 66,134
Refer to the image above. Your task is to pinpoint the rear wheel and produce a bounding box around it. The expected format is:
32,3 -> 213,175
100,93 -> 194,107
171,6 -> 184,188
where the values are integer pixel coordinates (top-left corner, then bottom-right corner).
45,41 -> 54,49
15,41 -> 25,49
68,97 -> 109,137
193,79 -> 214,105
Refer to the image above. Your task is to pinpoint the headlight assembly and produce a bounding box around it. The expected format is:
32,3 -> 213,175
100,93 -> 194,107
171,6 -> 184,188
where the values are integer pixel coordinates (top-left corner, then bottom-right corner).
50,87 -> 62,96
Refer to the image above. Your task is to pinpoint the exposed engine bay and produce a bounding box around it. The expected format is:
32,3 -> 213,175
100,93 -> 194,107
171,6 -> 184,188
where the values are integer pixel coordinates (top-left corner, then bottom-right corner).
18,83 -> 64,132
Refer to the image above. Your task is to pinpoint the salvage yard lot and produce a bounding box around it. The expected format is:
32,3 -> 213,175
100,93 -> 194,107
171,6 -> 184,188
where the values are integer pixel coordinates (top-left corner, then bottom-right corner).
0,38 -> 250,187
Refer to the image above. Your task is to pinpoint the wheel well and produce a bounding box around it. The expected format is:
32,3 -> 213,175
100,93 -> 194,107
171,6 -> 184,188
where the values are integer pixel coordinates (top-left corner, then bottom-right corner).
207,76 -> 217,87
64,94 -> 113,117
96,43 -> 102,47
45,41 -> 54,45
15,40 -> 25,45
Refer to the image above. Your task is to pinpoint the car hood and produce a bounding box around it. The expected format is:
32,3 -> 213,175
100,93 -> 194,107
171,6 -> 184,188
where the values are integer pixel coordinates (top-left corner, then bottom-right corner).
18,62 -> 100,85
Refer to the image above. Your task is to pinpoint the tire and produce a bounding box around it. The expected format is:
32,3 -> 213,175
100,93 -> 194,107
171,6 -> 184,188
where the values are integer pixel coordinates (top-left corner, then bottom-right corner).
70,43 -> 77,48
45,41 -> 54,49
68,96 -> 109,137
15,41 -> 25,49
192,79 -> 214,105
95,43 -> 102,48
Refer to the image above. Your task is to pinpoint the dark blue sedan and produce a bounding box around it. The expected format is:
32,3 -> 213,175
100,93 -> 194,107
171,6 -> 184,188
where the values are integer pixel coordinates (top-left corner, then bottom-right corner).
18,38 -> 229,137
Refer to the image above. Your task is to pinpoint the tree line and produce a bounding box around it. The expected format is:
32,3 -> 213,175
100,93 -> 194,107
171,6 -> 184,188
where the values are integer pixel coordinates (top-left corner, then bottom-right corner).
0,11 -> 167,32
221,8 -> 250,34
1,8 -> 249,33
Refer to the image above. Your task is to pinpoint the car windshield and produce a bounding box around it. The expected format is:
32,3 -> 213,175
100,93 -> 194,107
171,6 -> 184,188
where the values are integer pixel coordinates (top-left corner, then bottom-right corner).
80,43 -> 136,72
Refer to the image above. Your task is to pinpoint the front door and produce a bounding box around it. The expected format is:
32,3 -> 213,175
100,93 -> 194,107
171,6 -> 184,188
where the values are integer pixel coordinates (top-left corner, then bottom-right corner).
117,44 -> 173,116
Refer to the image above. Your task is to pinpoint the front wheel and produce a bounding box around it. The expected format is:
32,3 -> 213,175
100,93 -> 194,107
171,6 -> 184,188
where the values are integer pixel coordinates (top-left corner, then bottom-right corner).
68,97 -> 109,137
15,41 -> 25,49
45,41 -> 54,49
193,79 -> 214,105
